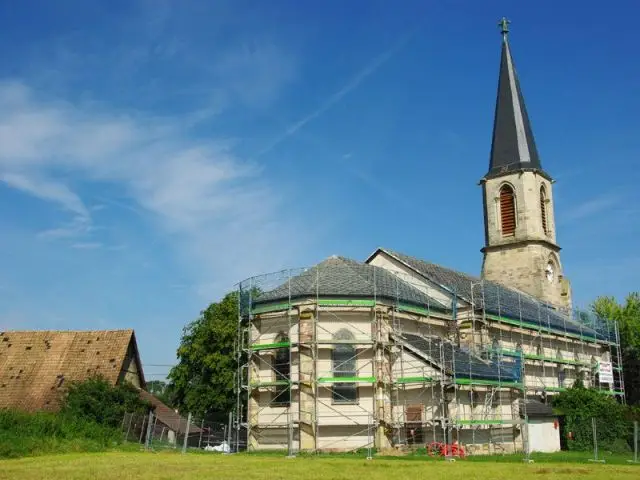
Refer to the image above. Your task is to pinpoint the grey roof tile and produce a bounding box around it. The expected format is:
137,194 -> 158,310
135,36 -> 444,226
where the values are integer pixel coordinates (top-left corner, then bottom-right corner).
250,256 -> 447,311
398,332 -> 520,382
378,249 -> 611,341
517,399 -> 555,418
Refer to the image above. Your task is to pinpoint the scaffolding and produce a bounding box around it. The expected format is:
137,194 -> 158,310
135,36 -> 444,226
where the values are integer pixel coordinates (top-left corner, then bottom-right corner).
235,256 -> 624,455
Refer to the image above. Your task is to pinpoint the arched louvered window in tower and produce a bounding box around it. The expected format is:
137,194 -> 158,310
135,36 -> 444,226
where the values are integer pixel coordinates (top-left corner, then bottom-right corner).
499,185 -> 516,236
540,185 -> 548,235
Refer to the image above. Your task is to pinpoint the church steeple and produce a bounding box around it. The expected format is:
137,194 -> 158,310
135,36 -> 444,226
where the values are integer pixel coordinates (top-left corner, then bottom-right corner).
486,18 -> 547,179
480,18 -> 572,312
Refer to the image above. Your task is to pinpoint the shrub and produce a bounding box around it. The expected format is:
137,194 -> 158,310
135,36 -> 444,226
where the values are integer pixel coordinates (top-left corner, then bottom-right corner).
552,382 -> 630,452
61,376 -> 150,428
0,377 -> 151,458
0,409 -> 122,458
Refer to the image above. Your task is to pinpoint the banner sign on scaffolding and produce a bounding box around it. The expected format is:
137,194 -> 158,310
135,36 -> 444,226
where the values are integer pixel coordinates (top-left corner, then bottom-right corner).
598,361 -> 614,384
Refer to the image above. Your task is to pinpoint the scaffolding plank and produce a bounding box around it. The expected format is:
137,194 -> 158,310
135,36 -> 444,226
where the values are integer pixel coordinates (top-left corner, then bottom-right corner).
251,302 -> 291,314
250,341 -> 290,351
455,419 -> 523,425
396,376 -> 433,384
455,377 -> 523,388
317,299 -> 376,307
249,380 -> 290,388
317,376 -> 376,384
540,386 -> 567,392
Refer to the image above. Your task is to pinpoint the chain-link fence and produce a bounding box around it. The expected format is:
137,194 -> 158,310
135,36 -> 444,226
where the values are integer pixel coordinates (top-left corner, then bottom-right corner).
119,409 -> 639,462
581,417 -> 639,463
121,411 -> 247,453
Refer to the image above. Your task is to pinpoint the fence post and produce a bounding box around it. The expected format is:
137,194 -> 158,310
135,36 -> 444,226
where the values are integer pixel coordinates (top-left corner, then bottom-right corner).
445,422 -> 455,462
198,418 -> 205,449
124,413 -> 133,441
628,421 -> 639,464
138,414 -> 147,445
226,412 -> 233,454
144,411 -> 154,450
286,411 -> 295,458
236,405 -> 242,453
222,424 -> 226,449
366,414 -> 373,460
588,417 -> 605,463
182,412 -> 192,454
522,414 -> 533,463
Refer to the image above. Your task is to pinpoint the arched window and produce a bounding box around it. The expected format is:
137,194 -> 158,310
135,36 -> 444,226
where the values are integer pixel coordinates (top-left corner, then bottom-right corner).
540,185 -> 548,235
272,332 -> 290,406
499,185 -> 516,236
490,337 -> 500,361
558,365 -> 566,388
545,258 -> 556,284
332,329 -> 357,403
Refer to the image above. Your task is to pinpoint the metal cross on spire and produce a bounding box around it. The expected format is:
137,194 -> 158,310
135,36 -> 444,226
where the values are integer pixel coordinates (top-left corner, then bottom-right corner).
498,17 -> 511,39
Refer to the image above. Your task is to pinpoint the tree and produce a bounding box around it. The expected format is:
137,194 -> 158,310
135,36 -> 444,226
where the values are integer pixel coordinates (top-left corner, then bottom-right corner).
146,380 -> 167,395
552,381 -> 630,451
61,376 -> 150,428
592,293 -> 640,405
167,291 -> 240,420
146,380 -> 173,407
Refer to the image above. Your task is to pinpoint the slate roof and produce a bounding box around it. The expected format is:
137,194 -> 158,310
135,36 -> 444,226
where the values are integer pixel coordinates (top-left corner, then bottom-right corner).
0,329 -> 144,412
517,399 -> 555,418
251,255 -> 447,311
398,332 -> 520,382
486,31 -> 549,180
374,249 -> 610,341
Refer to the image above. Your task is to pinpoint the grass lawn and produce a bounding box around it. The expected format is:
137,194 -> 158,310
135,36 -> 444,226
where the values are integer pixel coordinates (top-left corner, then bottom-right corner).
0,451 -> 638,480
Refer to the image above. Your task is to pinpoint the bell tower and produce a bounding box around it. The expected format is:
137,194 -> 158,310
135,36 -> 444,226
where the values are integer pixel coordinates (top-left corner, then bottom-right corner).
480,18 -> 572,311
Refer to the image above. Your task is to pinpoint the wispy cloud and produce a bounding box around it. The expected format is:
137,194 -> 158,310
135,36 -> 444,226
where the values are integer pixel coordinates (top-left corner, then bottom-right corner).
561,193 -> 621,222
212,43 -> 297,109
346,164 -> 413,208
36,216 -> 94,240
257,31 -> 415,157
0,172 -> 90,220
71,242 -> 103,250
0,80 -> 302,296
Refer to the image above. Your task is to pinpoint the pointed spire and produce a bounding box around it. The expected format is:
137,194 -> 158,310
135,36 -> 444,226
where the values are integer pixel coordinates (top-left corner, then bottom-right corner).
486,18 -> 547,179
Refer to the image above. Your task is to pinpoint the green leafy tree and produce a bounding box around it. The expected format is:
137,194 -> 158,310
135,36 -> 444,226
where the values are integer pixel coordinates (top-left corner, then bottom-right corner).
167,291 -> 241,419
552,382 -> 630,451
146,380 -> 167,395
146,380 -> 174,407
592,293 -> 640,405
61,376 -> 150,428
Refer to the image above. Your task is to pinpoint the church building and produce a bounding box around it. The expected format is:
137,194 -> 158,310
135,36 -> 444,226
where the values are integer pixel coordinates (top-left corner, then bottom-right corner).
236,19 -> 624,455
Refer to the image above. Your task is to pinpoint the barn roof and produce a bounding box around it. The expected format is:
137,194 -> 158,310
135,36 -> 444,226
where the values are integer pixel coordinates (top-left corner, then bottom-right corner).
138,390 -> 201,434
0,329 -> 144,412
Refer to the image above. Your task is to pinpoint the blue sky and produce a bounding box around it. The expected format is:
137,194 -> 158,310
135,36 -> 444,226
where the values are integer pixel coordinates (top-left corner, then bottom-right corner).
1,1 -> 639,377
